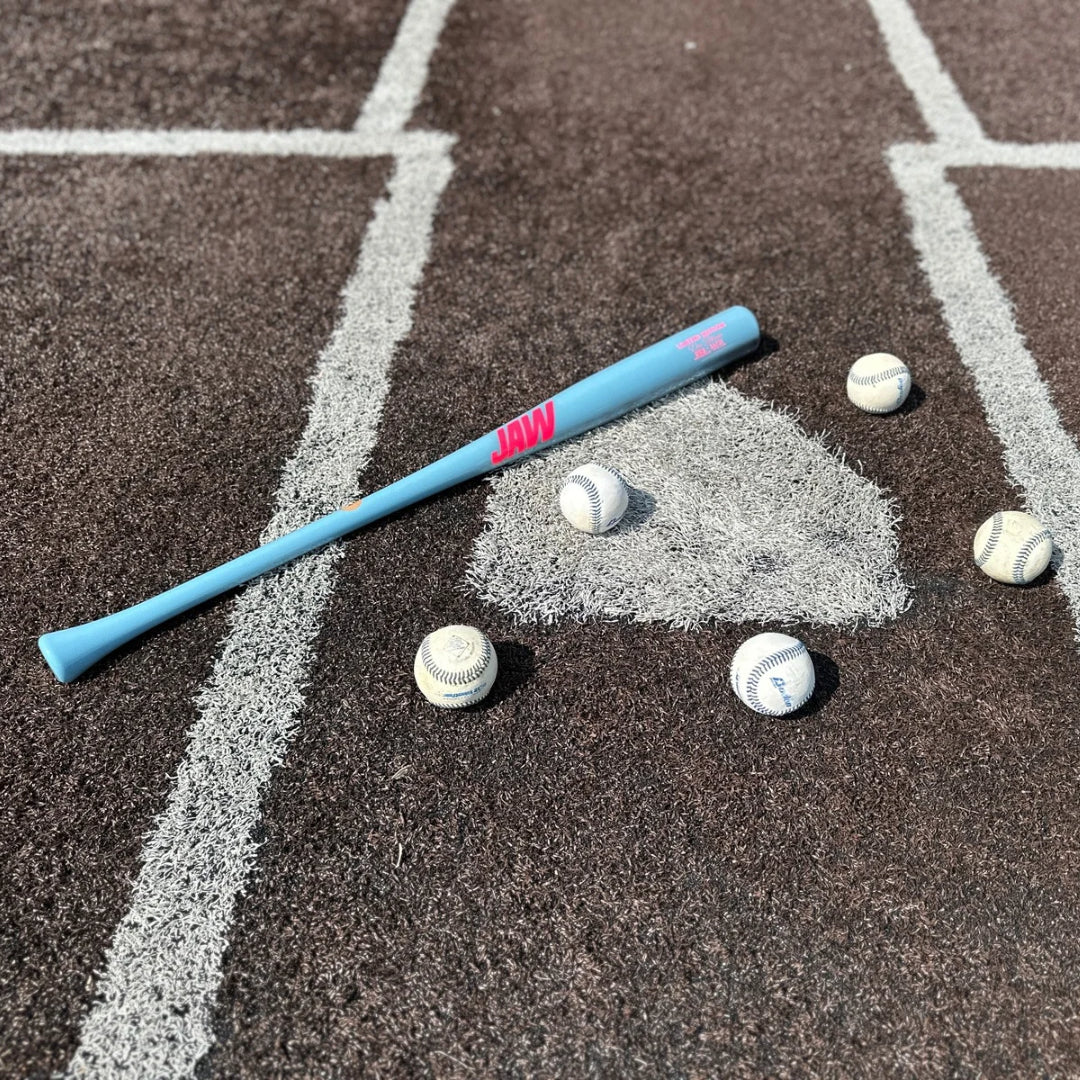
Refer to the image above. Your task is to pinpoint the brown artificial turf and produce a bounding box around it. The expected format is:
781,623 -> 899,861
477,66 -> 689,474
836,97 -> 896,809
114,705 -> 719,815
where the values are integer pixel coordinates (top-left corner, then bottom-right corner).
3,0 -> 1080,1076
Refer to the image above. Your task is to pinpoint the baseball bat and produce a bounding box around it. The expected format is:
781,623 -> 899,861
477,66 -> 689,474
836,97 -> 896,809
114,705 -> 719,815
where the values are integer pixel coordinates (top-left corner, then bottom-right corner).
39,306 -> 759,681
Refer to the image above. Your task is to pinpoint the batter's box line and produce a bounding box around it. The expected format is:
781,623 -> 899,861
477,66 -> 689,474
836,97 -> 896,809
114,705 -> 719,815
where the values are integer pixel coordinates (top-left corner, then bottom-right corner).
868,0 -> 1078,165
899,140 -> 1080,171
872,0 -> 1080,644
0,0 -> 460,160
0,126 -> 455,160
57,0 -> 460,1073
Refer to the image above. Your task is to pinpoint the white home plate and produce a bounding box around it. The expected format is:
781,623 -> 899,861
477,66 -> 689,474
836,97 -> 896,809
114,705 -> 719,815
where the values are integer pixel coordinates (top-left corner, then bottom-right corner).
467,381 -> 910,629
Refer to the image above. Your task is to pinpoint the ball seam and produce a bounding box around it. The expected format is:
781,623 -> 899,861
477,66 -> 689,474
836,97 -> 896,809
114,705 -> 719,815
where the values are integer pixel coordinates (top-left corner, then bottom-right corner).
565,474 -> 605,532
744,643 -> 808,715
1011,528 -> 1052,583
419,634 -> 493,687
848,366 -> 909,388
975,511 -> 1003,568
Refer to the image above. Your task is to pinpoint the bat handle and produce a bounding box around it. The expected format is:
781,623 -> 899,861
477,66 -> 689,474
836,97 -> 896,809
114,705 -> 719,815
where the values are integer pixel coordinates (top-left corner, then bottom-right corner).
37,440 -> 496,682
37,510 -> 356,682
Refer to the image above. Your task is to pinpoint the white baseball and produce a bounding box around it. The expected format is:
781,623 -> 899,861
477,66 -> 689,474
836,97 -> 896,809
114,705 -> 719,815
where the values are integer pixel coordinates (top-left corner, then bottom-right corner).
973,510 -> 1053,584
413,625 -> 498,708
729,632 -> 815,716
559,463 -> 629,534
846,352 -> 912,414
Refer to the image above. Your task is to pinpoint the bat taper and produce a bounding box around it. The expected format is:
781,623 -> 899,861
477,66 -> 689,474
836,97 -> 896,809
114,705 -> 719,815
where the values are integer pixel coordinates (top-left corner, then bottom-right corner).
39,306 -> 760,681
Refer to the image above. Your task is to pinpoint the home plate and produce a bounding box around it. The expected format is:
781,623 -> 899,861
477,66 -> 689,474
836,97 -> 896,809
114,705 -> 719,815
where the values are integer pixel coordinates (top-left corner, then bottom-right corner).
467,380 -> 910,629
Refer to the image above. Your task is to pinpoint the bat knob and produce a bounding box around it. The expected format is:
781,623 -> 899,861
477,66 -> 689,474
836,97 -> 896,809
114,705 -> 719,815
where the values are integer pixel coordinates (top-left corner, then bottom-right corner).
39,615 -> 130,683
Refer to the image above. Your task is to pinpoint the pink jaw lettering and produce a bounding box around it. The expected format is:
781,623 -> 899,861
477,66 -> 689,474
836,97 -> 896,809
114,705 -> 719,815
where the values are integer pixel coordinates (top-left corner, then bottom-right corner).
491,400 -> 556,464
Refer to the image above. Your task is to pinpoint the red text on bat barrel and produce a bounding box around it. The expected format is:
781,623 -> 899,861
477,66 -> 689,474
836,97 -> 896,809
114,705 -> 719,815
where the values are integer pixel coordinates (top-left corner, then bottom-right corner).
491,400 -> 556,465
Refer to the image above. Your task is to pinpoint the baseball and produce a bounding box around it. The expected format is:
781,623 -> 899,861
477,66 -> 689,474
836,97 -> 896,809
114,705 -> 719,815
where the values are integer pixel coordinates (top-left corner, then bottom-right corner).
730,632 -> 815,716
559,463 -> 629,534
413,625 -> 498,708
846,352 -> 912,414
973,510 -> 1053,584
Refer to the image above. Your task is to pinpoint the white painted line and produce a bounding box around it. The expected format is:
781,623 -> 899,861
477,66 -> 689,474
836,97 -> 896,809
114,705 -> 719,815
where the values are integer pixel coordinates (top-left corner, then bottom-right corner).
887,144 -> 1080,631
268,146 -> 456,536
65,143 -> 455,1080
63,0 -> 459,1074
931,140 -> 1080,171
867,0 -> 1080,637
0,127 -> 453,159
355,0 -> 459,134
865,0 -> 985,145
65,554 -> 343,1080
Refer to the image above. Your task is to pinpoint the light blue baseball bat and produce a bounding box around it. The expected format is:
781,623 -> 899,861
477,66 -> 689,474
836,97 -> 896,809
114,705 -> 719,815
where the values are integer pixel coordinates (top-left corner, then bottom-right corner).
39,306 -> 759,681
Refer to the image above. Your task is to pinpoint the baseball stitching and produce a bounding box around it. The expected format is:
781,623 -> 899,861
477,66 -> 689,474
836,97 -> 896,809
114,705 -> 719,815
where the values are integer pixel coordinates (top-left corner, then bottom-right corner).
975,511 -> 1003,567
419,634 -> 493,687
744,643 -> 809,716
564,468 -> 623,531
848,366 -> 909,413
847,366 -> 909,388
1011,528 -> 1052,584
